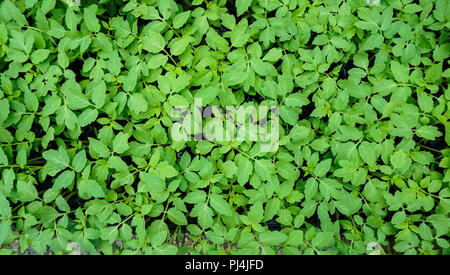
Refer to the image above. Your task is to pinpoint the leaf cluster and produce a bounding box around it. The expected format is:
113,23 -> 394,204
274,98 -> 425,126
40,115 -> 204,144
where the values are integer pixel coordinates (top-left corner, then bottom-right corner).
0,0 -> 449,255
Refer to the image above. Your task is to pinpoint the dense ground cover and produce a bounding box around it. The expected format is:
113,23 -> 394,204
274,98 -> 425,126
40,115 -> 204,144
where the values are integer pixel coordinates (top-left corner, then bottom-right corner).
0,0 -> 449,255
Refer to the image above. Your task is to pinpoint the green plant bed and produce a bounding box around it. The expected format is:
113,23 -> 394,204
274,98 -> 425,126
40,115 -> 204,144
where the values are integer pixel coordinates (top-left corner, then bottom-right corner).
0,0 -> 449,255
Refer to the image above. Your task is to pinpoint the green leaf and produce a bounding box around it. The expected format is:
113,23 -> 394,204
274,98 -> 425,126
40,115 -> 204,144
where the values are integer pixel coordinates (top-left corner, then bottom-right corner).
222,161 -> 238,178
237,157 -> 253,185
159,0 -> 176,20
168,94 -> 189,107
195,141 -> 215,155
88,138 -> 110,158
167,208 -> 188,225
128,93 -> 148,114
0,147 -> 8,166
230,19 -> 249,48
0,194 -> 11,217
277,161 -> 299,180
250,58 -> 276,76
254,159 -> 274,181
191,203 -> 214,229
112,132 -> 130,154
100,226 -> 118,242
17,181 -> 38,202
142,31 -> 166,53
147,54 -> 168,69
313,159 -> 332,177
209,193 -> 232,216
416,126 -> 442,140
358,142 -> 379,167
1,0 -> 448,256
151,231 -> 168,247
91,80 -> 107,108
222,70 -> 247,86
195,86 -> 219,106
236,0 -> 252,16
391,211 -> 406,225
0,220 -> 12,246
54,170 -> 75,189
304,178 -> 318,200
48,19 -> 66,38
78,108 -> 98,127
362,33 -> 384,51
417,91 -> 434,113
78,179 -> 106,199
138,172 -> 165,193
155,161 -> 178,179
335,191 -> 362,216
411,151 -> 433,165
290,125 -> 311,141
390,150 -> 408,169
36,206 -> 60,224
264,198 -> 281,221
284,93 -> 309,107
170,36 -> 191,56
40,0 -> 55,15
263,48 -> 282,62
31,49 -> 50,64
65,88 -> 91,110
172,11 -> 191,29
403,4 -> 422,13
84,4 -> 100,33
311,232 -> 334,249
184,190 -> 207,204
390,61 -> 409,83
55,195 -> 70,212
43,147 -> 70,172
72,150 -> 87,173
259,231 -> 287,246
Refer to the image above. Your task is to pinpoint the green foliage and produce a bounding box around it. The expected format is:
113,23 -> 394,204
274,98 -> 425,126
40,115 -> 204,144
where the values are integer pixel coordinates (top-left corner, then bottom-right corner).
0,0 -> 449,255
